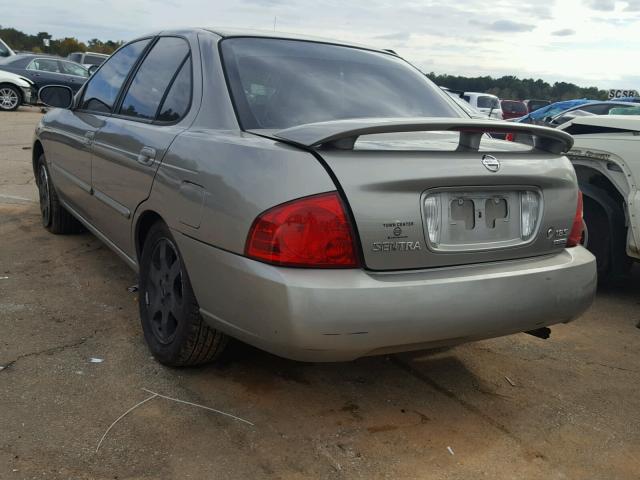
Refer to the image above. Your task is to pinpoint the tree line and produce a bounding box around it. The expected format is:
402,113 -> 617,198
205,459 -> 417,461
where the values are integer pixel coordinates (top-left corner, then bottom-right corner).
0,26 -> 122,57
426,73 -> 607,102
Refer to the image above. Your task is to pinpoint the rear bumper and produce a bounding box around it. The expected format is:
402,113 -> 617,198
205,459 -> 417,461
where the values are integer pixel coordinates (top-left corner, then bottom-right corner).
177,233 -> 596,361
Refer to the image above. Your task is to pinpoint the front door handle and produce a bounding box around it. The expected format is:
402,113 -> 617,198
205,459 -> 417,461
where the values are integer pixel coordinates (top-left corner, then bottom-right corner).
83,130 -> 94,146
137,146 -> 156,166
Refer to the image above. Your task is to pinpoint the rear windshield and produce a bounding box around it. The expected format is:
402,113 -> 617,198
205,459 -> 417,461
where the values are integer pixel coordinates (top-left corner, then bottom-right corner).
221,38 -> 459,129
501,101 -> 527,114
477,95 -> 499,109
85,54 -> 107,65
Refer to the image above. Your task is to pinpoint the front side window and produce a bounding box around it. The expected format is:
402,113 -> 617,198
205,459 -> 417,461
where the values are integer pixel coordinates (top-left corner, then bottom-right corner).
0,43 -> 9,57
119,37 -> 190,120
221,38 -> 459,129
28,58 -> 61,73
80,39 -> 149,113
60,61 -> 89,78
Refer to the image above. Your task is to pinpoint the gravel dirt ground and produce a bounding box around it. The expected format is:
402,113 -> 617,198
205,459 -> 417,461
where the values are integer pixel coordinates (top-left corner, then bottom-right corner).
1,108 -> 640,480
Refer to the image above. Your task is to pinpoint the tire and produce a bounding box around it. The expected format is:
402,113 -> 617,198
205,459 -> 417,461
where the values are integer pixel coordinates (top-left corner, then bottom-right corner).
36,154 -> 85,234
139,222 -> 228,366
582,196 -> 631,282
0,84 -> 21,111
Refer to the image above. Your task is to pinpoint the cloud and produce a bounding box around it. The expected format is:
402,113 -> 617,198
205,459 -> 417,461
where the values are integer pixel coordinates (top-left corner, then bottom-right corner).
552,28 -> 576,36
624,0 -> 640,10
374,32 -> 412,42
470,19 -> 536,32
583,0 -> 616,10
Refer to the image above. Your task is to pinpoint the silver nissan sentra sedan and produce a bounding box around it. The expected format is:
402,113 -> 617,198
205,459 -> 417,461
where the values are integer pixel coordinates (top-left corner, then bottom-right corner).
33,28 -> 596,365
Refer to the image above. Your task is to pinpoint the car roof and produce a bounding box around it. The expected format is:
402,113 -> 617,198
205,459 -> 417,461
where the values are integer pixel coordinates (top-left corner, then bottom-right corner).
142,27 -> 393,55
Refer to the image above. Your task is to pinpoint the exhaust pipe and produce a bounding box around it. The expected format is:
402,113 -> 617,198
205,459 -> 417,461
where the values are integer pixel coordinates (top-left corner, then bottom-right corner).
526,327 -> 551,339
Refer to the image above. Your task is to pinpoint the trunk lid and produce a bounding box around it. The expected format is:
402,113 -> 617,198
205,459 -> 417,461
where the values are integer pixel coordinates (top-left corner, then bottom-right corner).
257,118 -> 578,271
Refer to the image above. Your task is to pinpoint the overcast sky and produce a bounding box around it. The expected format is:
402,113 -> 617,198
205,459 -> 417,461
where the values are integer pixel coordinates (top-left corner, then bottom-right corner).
3,0 -> 639,89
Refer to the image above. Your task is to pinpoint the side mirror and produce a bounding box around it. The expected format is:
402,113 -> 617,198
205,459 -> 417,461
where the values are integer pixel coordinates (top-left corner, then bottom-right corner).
39,85 -> 74,109
88,65 -> 99,75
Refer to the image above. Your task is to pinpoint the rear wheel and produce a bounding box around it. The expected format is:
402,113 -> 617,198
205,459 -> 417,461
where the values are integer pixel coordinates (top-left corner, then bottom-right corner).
36,154 -> 84,234
139,222 -> 228,366
582,196 -> 631,282
0,85 -> 21,111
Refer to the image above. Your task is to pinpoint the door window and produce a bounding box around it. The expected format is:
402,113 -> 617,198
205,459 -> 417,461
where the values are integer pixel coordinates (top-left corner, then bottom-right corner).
157,56 -> 192,122
80,39 -> 150,113
119,37 -> 190,120
60,61 -> 89,78
28,58 -> 61,73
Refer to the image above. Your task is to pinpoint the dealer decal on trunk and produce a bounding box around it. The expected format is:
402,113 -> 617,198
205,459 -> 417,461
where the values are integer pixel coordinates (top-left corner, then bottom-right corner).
373,221 -> 422,252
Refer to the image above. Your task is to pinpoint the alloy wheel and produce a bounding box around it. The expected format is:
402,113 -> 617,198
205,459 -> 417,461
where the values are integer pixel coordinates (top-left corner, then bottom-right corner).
145,238 -> 184,344
0,87 -> 19,110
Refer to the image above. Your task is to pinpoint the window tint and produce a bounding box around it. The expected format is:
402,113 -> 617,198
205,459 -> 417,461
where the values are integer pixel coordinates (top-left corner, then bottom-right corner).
157,56 -> 192,122
60,61 -> 88,77
28,58 -> 61,73
221,38 -> 458,129
119,37 -> 189,120
80,39 -> 149,113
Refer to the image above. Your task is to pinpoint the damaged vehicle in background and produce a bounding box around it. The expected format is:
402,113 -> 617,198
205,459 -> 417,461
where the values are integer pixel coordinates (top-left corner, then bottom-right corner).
33,29 -> 595,366
560,115 -> 640,281
0,69 -> 35,111
545,101 -> 640,127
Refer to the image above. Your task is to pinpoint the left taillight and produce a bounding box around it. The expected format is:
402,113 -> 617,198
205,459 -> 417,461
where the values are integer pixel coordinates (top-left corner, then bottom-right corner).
245,192 -> 359,268
567,191 -> 584,248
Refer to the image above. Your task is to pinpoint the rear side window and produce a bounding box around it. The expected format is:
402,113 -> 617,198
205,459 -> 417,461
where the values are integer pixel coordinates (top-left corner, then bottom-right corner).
60,61 -> 88,77
157,56 -> 192,122
119,37 -> 190,120
68,53 -> 82,63
80,39 -> 149,113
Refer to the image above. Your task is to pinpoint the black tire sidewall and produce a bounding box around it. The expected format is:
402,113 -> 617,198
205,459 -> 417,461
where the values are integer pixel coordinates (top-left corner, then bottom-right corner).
139,222 -> 198,365
37,154 -> 53,228
583,197 -> 611,277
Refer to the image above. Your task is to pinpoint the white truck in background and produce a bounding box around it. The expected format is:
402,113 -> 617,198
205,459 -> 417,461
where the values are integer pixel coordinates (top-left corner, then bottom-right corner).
0,38 -> 15,58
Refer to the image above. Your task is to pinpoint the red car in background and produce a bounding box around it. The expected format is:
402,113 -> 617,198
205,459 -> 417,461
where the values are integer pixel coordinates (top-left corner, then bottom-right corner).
501,100 -> 528,120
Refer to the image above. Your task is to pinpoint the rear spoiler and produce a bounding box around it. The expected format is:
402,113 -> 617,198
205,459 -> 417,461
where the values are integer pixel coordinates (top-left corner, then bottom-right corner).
271,117 -> 573,154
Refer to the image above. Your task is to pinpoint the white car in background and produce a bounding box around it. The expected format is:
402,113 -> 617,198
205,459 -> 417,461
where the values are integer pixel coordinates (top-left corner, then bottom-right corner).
462,92 -> 503,119
0,69 -> 35,111
560,115 -> 640,281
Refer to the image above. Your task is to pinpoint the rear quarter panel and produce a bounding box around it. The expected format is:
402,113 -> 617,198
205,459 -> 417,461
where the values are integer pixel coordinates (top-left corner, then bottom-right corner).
140,130 -> 337,254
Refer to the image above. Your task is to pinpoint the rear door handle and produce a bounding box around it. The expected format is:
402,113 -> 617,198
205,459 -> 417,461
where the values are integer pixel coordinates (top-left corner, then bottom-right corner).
137,146 -> 156,166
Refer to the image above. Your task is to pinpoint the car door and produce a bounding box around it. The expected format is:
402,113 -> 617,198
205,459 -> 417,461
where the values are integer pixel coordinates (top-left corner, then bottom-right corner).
89,36 -> 193,256
58,60 -> 90,92
49,39 -> 151,224
25,58 -> 68,90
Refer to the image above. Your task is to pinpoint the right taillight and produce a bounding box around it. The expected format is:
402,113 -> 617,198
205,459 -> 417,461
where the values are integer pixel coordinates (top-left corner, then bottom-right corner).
567,191 -> 584,247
